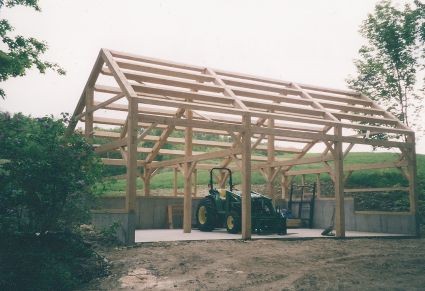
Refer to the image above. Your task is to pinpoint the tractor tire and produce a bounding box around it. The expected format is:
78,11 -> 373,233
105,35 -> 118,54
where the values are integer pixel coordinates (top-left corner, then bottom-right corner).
196,198 -> 217,232
225,211 -> 240,234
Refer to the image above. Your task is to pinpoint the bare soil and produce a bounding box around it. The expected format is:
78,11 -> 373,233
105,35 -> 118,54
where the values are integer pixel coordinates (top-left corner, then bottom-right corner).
83,238 -> 425,290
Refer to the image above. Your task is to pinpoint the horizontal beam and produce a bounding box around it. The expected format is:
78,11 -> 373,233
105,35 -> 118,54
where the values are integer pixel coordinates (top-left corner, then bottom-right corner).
333,112 -> 399,126
101,158 -> 145,166
139,113 -> 243,132
89,115 -> 410,148
147,148 -> 240,169
307,91 -> 372,106
254,155 -> 334,170
93,130 -> 302,153
132,83 -> 235,104
318,101 -> 386,116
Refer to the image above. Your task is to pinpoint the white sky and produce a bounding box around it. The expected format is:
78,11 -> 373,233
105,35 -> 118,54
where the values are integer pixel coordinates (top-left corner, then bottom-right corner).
1,0 -> 424,153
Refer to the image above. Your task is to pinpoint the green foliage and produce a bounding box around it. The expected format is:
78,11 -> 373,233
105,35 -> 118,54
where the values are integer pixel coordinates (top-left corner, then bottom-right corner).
0,0 -> 65,99
0,232 -> 108,291
97,221 -> 122,246
0,112 -> 103,233
0,112 -> 107,290
354,191 -> 410,212
347,0 -> 424,130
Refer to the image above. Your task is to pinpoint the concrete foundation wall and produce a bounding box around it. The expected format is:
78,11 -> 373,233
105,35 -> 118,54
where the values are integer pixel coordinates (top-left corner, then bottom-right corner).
93,196 -> 203,230
313,198 -> 416,235
92,196 -> 416,235
91,211 -> 129,243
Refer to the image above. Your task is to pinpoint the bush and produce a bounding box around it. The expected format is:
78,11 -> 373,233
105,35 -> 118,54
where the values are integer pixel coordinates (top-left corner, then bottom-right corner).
0,232 -> 108,290
0,112 -> 106,290
0,112 -> 102,233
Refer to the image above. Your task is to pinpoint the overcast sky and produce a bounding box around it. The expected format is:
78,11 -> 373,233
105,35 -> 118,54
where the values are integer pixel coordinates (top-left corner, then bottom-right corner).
1,0 -> 424,153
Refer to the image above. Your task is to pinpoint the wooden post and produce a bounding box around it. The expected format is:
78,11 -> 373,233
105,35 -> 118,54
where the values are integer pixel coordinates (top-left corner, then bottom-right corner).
84,88 -> 94,140
316,174 -> 321,198
173,167 -> 178,196
333,125 -> 345,238
267,117 -> 276,204
143,168 -> 150,196
241,114 -> 252,240
407,133 -> 419,236
125,98 -> 138,244
281,174 -> 286,199
183,109 -> 193,233
193,169 -> 197,197
219,171 -> 226,188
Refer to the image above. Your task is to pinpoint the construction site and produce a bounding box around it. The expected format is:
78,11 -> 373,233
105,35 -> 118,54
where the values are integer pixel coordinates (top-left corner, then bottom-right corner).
68,49 -> 419,245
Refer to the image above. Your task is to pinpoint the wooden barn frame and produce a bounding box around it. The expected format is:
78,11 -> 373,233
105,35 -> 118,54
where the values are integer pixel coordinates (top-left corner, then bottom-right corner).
68,48 -> 418,243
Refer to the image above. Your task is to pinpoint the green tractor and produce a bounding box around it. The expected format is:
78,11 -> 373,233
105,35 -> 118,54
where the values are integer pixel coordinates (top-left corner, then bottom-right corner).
196,167 -> 287,235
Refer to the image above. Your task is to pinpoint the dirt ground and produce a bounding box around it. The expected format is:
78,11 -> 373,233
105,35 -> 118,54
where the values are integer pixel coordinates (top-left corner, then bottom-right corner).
83,238 -> 425,291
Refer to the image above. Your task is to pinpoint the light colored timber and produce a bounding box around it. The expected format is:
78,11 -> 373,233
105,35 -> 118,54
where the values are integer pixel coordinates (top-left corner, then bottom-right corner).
406,134 -> 418,234
145,109 -> 185,163
130,147 -> 275,161
241,114 -> 252,240
102,67 -> 224,93
96,102 -> 325,134
95,138 -> 127,153
333,112 -> 400,125
132,83 -> 235,104
116,58 -> 214,82
93,84 -> 411,135
100,49 -> 137,98
205,67 -> 249,110
183,108 -> 193,233
252,154 -> 334,170
146,148 -> 240,169
125,98 -> 138,244
359,93 -> 410,130
68,49 -> 417,244
110,49 -> 205,72
88,115 -> 407,148
85,88 -> 94,140
76,93 -> 125,120
66,53 -> 104,135
306,91 -> 372,106
101,158 -> 145,166
318,101 -> 386,116
92,130 -> 303,153
333,126 -> 345,238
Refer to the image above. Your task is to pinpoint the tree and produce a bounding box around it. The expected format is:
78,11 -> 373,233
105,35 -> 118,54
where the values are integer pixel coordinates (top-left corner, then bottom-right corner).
0,112 -> 103,234
347,0 -> 425,131
0,0 -> 65,99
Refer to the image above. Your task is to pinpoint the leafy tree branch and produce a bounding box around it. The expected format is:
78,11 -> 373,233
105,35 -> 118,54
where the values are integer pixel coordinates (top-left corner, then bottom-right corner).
0,0 -> 65,99
347,0 -> 424,134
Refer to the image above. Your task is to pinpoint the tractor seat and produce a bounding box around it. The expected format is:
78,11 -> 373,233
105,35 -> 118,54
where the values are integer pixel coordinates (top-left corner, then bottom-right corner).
218,189 -> 227,200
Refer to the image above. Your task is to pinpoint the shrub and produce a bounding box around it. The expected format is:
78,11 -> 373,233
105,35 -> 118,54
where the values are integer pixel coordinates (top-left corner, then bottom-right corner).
0,112 -> 106,290
0,112 -> 102,233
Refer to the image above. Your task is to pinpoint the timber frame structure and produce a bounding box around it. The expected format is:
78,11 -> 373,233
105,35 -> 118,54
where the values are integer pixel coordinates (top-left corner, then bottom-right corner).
68,48 -> 418,244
